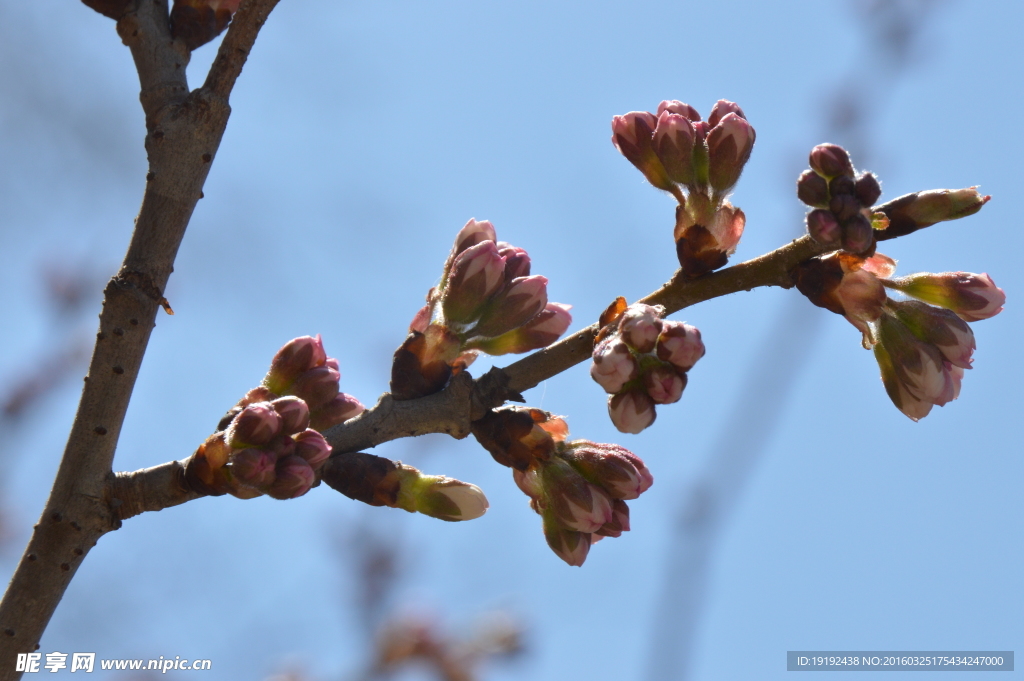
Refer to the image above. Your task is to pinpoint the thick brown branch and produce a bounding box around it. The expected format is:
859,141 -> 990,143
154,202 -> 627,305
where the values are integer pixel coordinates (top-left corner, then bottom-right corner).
0,0 -> 281,672
108,462 -> 203,521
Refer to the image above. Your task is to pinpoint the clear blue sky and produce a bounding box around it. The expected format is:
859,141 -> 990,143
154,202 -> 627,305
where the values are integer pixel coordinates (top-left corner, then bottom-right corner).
1,1 -> 1020,679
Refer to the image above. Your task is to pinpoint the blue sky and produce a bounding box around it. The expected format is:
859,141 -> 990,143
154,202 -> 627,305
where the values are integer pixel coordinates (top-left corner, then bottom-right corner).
1,1 -> 1020,679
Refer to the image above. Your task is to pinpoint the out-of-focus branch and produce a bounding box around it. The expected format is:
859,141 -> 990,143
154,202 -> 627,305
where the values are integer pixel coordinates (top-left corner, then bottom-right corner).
0,0 -> 280,673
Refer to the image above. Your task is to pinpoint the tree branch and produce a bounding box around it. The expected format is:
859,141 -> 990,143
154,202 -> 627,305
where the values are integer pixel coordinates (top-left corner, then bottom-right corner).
0,0 -> 281,672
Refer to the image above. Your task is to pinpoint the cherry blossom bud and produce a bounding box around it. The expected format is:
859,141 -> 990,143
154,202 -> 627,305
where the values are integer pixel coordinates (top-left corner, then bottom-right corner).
292,429 -> 332,469
656,321 -> 705,371
560,442 -> 653,501
889,300 -> 975,369
653,111 -> 697,185
542,510 -> 591,567
267,455 -> 316,500
265,335 -> 327,394
797,170 -> 830,208
409,303 -> 432,333
874,313 -> 957,421
830,174 -> 856,199
806,209 -> 842,245
595,499 -> 631,537
855,172 -> 882,207
876,188 -> 990,240
513,467 -> 543,499
271,397 -> 310,435
229,447 -> 277,489
644,365 -> 687,404
709,202 -> 745,255
263,434 -> 295,460
707,112 -> 756,193
441,241 -> 507,323
608,389 -> 657,434
468,303 -> 572,355
657,100 -> 702,121
841,213 -> 875,255
226,402 -> 282,448
310,392 -> 365,430
471,275 -> 549,339
590,337 -> 639,394
289,365 -> 340,410
395,467 -> 490,521
611,112 -> 674,191
884,272 -> 1005,321
441,219 -> 497,288
809,143 -> 854,179
618,304 -> 664,353
829,193 -> 861,222
540,458 -> 614,533
707,100 -> 747,128
498,245 -> 532,281
170,0 -> 240,51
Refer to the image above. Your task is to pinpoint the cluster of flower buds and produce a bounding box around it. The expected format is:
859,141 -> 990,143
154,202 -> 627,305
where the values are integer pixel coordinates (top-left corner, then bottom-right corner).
793,250 -> 1005,420
170,0 -> 241,51
798,143 -> 897,255
472,407 -> 653,566
589,300 -> 705,434
390,219 -> 572,400
184,336 -> 365,499
321,451 -> 489,522
611,100 -> 756,276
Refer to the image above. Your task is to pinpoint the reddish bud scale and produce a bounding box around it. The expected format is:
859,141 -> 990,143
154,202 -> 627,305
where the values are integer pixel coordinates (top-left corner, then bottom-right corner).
170,0 -> 240,52
390,324 -> 462,400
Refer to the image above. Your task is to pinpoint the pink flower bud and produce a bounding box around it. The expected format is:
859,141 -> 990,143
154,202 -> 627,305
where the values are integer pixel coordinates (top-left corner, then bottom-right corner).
707,112 -> 756,193
889,300 -> 976,369
468,303 -> 572,355
471,275 -> 549,338
293,429 -> 333,469
271,396 -> 310,435
394,466 -> 489,521
264,434 -> 296,460
542,510 -> 591,567
409,303 -> 432,333
855,172 -> 882,207
797,170 -> 830,208
835,267 -> 887,336
806,208 -> 841,245
513,467 -> 543,499
611,112 -> 674,191
657,100 -> 701,121
885,272 -> 1005,322
540,458 -> 614,533
707,99 -> 747,128
590,337 -> 639,394
441,240 -> 507,323
608,389 -> 657,434
656,321 -> 705,371
267,455 -> 316,499
874,312 -> 962,421
229,447 -> 277,489
595,499 -> 631,538
441,219 -> 498,288
560,442 -> 653,501
643,365 -> 687,404
841,213 -> 875,255
310,392 -> 365,430
618,303 -> 664,353
653,111 -> 697,185
226,402 -> 282,448
498,245 -> 532,281
265,335 -> 327,394
809,143 -> 854,178
289,365 -> 341,410
880,188 -> 990,238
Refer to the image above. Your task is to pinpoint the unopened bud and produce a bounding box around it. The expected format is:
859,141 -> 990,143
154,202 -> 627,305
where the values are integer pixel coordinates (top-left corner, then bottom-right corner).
618,304 -> 664,353
889,300 -> 975,369
884,272 -> 1005,322
442,241 -> 507,323
540,458 -> 614,533
707,112 -> 755,193
471,275 -> 549,338
855,172 -> 882,207
289,365 -> 340,410
608,389 -> 657,434
226,402 -> 282,448
468,303 -> 572,355
267,455 -> 316,500
707,100 -> 747,128
395,467 -> 489,521
310,392 -> 365,430
657,100 -> 701,121
611,112 -> 674,191
653,111 -> 697,185
498,245 -> 531,281
829,193 -> 861,222
874,313 -> 957,421
806,209 -> 841,246
655,321 -> 705,371
169,0 -> 240,51
265,335 -> 327,394
229,447 -> 277,490
809,143 -> 854,179
271,397 -> 310,435
560,442 -> 653,501
596,499 -> 631,537
542,510 -> 591,567
797,170 -> 830,208
590,337 -> 639,394
292,429 -> 333,469
876,188 -> 990,240
441,219 -> 497,288
643,365 -> 687,404
841,213 -> 875,255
